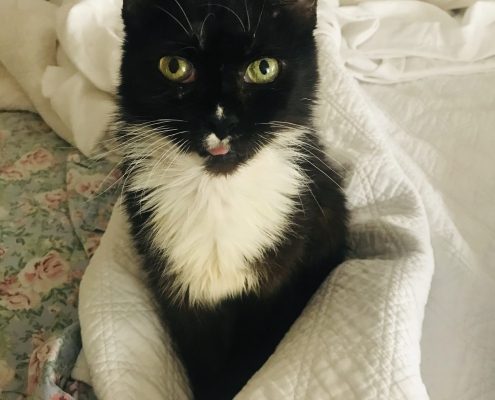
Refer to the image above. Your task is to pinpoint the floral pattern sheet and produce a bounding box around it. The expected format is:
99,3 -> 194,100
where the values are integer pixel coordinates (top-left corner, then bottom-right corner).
0,111 -> 120,399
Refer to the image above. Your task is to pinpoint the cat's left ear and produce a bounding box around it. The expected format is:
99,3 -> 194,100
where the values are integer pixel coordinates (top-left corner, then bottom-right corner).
278,0 -> 317,26
292,0 -> 317,19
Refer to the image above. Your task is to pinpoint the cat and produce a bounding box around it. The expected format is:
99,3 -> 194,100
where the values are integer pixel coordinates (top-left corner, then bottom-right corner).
116,0 -> 348,398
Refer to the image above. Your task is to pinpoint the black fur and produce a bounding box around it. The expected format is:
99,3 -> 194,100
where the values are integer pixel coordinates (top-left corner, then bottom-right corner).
117,0 -> 348,398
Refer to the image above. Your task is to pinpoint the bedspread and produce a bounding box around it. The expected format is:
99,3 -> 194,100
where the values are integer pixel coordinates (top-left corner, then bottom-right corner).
0,111 -> 118,398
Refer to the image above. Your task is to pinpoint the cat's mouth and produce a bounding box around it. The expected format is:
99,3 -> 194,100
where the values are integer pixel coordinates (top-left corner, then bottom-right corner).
202,133 -> 242,175
205,133 -> 231,157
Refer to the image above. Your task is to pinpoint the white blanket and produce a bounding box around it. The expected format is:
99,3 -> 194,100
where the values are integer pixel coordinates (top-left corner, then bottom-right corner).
362,71 -> 495,400
1,0 -> 493,399
335,0 -> 495,83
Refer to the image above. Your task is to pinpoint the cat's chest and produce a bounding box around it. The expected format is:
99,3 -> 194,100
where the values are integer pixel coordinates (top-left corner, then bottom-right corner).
132,147 -> 305,305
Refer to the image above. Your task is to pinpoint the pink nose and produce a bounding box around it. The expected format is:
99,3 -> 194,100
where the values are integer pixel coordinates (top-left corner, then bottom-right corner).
208,145 -> 230,156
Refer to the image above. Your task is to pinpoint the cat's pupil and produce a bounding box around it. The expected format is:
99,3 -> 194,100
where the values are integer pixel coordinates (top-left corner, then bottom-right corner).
259,59 -> 270,75
169,58 -> 179,74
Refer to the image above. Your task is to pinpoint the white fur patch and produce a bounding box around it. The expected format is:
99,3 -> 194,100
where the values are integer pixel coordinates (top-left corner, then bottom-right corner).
125,128 -> 307,306
215,104 -> 225,120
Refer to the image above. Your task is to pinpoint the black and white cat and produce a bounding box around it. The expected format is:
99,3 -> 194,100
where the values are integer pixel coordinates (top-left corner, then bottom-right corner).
116,0 -> 347,398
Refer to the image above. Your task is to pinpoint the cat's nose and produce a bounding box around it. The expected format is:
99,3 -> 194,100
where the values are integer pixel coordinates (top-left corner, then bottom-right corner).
206,106 -> 239,139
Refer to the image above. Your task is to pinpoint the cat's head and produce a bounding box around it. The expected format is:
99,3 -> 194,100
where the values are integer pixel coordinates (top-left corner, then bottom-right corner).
118,0 -> 318,175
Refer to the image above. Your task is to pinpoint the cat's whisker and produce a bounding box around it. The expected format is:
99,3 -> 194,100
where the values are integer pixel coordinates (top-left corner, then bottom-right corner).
252,0 -> 265,38
125,122 -> 183,132
129,117 -> 186,124
93,132 -> 168,160
277,136 -> 346,177
244,0 -> 251,31
156,5 -> 192,37
129,123 -> 179,131
302,179 -> 324,214
171,0 -> 193,33
141,138 -> 190,211
200,12 -> 215,40
120,147 -> 156,201
109,133 -> 169,149
295,142 -> 348,174
203,3 -> 246,32
90,162 -> 125,201
94,133 -> 157,154
299,155 -> 345,192
267,120 -> 318,133
258,121 -> 349,174
145,135 -> 188,190
289,142 -> 347,176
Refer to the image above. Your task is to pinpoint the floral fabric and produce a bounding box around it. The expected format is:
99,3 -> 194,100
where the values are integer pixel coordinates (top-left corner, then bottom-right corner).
0,111 -> 119,399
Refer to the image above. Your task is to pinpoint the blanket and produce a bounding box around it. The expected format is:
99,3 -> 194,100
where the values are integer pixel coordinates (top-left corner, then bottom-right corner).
1,0 -> 493,399
335,0 -> 495,83
362,71 -> 495,400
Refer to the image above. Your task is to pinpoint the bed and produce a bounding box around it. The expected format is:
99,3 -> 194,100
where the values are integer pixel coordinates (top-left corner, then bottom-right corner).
0,0 -> 494,399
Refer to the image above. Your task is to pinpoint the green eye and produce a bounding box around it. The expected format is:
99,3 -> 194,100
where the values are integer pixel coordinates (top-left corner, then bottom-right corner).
159,56 -> 195,82
244,58 -> 280,84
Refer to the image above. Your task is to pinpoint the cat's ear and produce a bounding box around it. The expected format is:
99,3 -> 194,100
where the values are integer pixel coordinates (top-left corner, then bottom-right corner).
291,0 -> 317,20
122,0 -> 152,28
274,0 -> 317,27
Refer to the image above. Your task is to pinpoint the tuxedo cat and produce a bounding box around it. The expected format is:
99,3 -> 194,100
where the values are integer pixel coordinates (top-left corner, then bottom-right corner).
117,0 -> 347,398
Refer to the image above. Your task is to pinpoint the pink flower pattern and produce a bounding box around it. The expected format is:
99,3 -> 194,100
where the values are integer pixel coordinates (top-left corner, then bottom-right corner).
35,189 -> 68,209
67,169 -> 106,198
0,275 -> 41,310
0,164 -> 29,181
19,251 -> 70,293
17,148 -> 55,173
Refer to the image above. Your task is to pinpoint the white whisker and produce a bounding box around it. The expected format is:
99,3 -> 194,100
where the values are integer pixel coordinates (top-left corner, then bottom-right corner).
244,0 -> 251,31
205,3 -> 246,32
253,0 -> 265,38
172,0 -> 193,32
156,5 -> 191,36
200,12 -> 215,40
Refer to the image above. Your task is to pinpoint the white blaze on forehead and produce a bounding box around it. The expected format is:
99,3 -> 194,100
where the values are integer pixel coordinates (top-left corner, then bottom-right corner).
215,105 -> 225,120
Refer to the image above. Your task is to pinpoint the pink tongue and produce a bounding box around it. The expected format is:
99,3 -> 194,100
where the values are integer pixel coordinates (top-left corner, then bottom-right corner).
208,145 -> 229,156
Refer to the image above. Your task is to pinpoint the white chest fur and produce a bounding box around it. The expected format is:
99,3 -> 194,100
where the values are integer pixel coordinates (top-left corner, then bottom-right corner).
128,138 -> 306,305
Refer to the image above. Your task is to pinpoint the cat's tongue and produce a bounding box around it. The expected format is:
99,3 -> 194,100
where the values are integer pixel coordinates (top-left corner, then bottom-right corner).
208,144 -> 230,156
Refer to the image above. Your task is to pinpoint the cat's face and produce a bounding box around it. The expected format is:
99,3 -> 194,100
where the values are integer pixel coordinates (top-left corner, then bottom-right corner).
119,0 -> 318,174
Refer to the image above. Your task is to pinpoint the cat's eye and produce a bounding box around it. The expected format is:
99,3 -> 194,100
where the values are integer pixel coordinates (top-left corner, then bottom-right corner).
244,58 -> 280,84
159,56 -> 195,83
